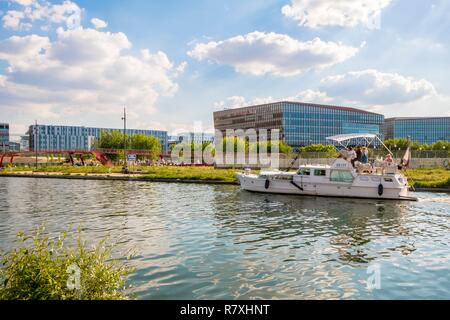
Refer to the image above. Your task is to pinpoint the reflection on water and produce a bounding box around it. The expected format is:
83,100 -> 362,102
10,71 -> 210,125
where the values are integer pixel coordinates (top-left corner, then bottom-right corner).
0,177 -> 449,300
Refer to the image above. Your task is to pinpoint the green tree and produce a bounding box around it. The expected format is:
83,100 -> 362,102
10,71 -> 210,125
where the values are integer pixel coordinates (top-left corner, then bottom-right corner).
96,131 -> 161,161
300,144 -> 336,153
431,140 -> 450,151
96,130 -> 126,150
385,139 -> 422,151
130,134 -> 161,160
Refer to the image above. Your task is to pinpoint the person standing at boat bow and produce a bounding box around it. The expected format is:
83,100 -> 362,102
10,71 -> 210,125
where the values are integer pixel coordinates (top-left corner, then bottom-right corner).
348,147 -> 357,167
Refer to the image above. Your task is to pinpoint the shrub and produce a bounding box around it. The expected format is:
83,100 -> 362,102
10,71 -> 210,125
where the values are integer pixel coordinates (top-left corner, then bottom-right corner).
0,227 -> 134,300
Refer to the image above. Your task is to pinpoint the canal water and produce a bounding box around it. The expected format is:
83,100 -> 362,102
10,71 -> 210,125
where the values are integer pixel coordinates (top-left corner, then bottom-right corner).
0,177 -> 449,300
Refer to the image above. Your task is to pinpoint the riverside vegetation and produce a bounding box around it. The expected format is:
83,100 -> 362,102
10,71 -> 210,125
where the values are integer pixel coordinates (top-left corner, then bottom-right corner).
0,227 -> 134,300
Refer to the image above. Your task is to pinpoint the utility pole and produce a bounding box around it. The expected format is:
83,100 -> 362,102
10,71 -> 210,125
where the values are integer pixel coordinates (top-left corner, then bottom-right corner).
35,120 -> 38,169
122,107 -> 129,173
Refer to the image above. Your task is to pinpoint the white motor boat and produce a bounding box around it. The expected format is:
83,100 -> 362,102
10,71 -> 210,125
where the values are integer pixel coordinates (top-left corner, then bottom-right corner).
236,134 -> 418,201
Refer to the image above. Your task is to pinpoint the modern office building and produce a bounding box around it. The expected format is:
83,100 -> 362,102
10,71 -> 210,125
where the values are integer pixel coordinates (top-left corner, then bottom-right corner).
0,123 -> 9,151
383,117 -> 450,145
177,132 -> 215,144
214,101 -> 384,147
28,125 -> 169,153
8,142 -> 20,152
20,135 -> 30,152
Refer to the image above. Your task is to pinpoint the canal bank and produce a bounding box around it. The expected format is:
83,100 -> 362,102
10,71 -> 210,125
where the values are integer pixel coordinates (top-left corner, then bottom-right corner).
0,172 -> 449,192
0,173 -> 238,185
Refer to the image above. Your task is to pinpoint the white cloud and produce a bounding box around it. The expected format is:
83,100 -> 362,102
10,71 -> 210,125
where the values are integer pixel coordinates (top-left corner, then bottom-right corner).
320,70 -> 437,105
214,69 -> 441,115
3,0 -> 82,31
0,27 -> 181,124
188,31 -> 359,76
10,0 -> 37,5
90,17 -> 107,29
282,0 -> 392,29
287,89 -> 334,104
214,96 -> 275,110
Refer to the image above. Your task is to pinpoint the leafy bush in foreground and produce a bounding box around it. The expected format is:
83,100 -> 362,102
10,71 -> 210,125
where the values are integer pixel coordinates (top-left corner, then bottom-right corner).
0,227 -> 134,300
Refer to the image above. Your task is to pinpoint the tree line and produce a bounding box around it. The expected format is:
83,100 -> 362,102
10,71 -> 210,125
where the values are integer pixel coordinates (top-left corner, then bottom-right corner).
384,139 -> 450,151
95,130 -> 161,160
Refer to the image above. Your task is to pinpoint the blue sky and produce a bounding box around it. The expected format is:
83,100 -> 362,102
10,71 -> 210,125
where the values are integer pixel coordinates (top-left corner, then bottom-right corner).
0,0 -> 449,137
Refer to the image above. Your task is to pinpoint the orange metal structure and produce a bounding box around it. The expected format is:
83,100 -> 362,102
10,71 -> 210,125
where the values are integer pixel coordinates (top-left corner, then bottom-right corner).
0,149 -> 171,167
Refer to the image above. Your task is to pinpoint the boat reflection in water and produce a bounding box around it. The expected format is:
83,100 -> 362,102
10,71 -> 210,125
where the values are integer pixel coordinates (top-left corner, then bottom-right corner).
219,189 -> 415,263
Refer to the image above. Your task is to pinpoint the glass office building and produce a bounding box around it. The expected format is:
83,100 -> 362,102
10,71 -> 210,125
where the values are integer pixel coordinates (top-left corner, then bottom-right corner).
383,117 -> 450,145
28,125 -> 169,153
0,123 -> 9,151
177,132 -> 215,144
214,101 -> 384,147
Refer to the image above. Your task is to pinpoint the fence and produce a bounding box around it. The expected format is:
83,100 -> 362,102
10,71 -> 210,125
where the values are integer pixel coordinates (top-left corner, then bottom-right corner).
215,151 -> 450,169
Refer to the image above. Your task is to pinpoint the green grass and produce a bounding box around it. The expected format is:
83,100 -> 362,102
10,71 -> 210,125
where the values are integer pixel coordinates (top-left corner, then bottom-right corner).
140,166 -> 238,182
407,169 -> 450,189
1,165 -> 239,182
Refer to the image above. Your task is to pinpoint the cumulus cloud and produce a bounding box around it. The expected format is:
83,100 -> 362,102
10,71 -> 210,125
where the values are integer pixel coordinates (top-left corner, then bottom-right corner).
3,0 -> 82,31
319,69 -> 437,105
214,69 -> 439,114
214,96 -> 275,110
282,0 -> 392,29
188,31 -> 359,76
91,18 -> 107,29
0,27 -> 184,123
287,89 -> 334,104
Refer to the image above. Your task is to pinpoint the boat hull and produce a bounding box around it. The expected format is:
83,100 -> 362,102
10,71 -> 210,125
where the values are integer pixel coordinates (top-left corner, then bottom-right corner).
236,173 -> 418,201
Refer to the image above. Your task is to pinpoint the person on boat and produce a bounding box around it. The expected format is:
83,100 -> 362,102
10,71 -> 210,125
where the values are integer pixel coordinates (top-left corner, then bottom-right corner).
361,147 -> 369,164
385,154 -> 394,164
356,147 -> 362,163
348,147 -> 357,167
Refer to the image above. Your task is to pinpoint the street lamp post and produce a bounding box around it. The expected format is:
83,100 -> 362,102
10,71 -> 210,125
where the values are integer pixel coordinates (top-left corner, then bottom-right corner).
34,120 -> 38,169
121,107 -> 129,174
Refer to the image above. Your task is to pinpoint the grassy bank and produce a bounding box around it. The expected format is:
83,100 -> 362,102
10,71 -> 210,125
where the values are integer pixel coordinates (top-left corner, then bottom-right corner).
1,165 -> 239,182
1,165 -> 449,189
407,169 -> 450,189
139,166 -> 237,182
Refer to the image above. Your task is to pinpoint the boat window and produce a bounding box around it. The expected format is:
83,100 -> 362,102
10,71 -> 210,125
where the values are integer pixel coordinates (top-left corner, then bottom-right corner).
297,169 -> 311,176
314,170 -> 327,177
330,170 -> 354,183
273,175 -> 293,181
384,178 -> 394,183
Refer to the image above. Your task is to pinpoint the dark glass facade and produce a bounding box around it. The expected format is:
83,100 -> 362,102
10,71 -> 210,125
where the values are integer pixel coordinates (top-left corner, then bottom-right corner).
0,123 -> 9,150
383,117 -> 450,144
214,101 -> 384,147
